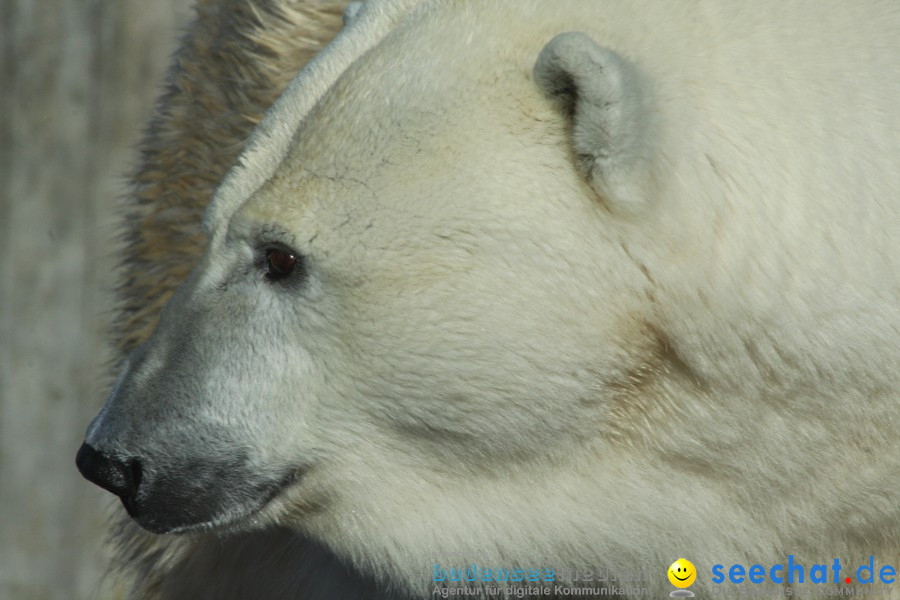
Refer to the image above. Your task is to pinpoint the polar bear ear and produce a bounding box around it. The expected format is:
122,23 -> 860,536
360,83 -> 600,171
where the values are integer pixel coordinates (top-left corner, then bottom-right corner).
534,32 -> 649,213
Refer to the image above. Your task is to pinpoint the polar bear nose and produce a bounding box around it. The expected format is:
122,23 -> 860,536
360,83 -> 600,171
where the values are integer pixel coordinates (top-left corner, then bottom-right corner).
76,442 -> 142,512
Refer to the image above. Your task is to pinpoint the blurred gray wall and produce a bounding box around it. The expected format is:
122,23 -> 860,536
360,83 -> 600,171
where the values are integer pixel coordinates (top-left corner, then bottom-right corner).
0,1 -> 191,597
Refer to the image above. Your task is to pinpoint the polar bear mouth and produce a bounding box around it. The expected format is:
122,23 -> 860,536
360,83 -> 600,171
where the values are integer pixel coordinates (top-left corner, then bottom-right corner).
130,467 -> 301,535
158,479 -> 288,535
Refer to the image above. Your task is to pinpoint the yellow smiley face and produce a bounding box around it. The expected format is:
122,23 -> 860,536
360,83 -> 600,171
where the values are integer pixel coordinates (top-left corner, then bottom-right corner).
668,558 -> 697,588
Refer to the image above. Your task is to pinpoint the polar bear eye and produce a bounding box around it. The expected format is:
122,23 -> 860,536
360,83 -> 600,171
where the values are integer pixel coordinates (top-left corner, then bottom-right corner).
264,247 -> 299,281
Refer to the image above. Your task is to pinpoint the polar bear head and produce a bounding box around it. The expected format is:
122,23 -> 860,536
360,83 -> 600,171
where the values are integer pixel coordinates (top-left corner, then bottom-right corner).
77,0 -> 900,593
79,16 -> 665,527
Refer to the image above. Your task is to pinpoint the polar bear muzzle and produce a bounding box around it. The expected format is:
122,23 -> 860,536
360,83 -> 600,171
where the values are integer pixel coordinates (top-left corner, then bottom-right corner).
76,440 -> 287,534
75,272 -> 303,534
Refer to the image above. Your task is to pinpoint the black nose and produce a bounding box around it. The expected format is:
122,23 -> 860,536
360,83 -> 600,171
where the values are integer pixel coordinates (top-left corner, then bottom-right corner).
76,443 -> 142,512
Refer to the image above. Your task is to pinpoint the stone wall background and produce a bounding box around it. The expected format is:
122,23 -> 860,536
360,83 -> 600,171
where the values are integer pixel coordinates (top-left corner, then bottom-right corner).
0,1 -> 191,597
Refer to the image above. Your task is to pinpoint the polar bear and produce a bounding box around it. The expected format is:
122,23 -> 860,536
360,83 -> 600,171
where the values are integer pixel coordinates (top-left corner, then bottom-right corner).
78,0 -> 900,598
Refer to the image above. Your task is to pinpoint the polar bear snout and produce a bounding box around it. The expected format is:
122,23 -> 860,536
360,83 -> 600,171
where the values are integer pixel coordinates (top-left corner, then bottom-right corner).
75,442 -> 142,512
76,435 -> 288,534
76,330 -> 298,533
74,256 -> 320,534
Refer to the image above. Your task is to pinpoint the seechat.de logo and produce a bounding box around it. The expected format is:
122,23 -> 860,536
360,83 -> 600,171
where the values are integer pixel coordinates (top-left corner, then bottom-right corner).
711,556 -> 896,586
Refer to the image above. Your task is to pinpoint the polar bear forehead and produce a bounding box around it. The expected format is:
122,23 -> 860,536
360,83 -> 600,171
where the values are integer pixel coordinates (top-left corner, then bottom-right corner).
291,22 -> 539,159
235,5 -> 563,232
203,0 -> 426,236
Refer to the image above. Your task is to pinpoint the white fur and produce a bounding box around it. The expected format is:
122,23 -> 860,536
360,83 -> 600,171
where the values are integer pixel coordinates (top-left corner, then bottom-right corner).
202,0 -> 421,234
93,0 -> 900,597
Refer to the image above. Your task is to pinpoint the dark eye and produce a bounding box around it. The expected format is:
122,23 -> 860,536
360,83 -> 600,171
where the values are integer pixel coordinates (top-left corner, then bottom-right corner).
265,247 -> 298,281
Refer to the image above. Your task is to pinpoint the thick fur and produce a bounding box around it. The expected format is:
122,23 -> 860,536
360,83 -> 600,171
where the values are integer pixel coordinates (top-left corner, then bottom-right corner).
96,1 -> 900,598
